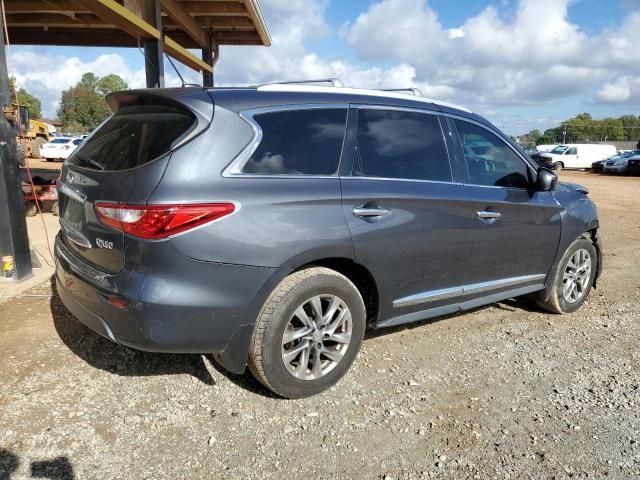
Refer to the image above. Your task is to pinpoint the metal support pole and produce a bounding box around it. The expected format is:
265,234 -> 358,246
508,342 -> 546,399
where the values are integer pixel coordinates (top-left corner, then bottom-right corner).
142,0 -> 164,88
0,13 -> 32,281
202,35 -> 218,87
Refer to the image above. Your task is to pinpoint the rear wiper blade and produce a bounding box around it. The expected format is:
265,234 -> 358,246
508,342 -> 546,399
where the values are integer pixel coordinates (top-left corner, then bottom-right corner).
75,154 -> 105,171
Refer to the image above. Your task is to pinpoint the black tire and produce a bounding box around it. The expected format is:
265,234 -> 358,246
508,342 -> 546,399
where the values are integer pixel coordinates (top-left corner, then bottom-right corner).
30,137 -> 47,159
248,267 -> 366,398
536,237 -> 597,314
553,162 -> 563,172
16,143 -> 26,167
24,202 -> 37,217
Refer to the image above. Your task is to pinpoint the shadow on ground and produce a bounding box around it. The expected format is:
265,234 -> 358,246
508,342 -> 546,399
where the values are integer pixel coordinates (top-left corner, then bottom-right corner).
49,274 -> 542,396
49,277 -> 276,397
0,448 -> 74,480
50,278 -> 216,386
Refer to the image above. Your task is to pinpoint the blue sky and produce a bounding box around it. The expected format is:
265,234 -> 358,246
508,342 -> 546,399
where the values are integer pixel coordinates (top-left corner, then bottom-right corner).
9,0 -> 640,135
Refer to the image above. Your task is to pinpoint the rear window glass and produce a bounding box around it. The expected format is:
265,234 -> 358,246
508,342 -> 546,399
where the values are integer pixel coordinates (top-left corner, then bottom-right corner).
67,104 -> 195,171
242,108 -> 347,175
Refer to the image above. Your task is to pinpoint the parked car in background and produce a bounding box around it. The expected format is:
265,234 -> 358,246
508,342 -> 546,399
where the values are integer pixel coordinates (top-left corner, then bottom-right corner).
591,158 -> 608,172
54,84 -> 603,398
536,144 -> 558,153
539,144 -> 617,171
603,150 -> 640,174
41,137 -> 84,162
625,155 -> 640,175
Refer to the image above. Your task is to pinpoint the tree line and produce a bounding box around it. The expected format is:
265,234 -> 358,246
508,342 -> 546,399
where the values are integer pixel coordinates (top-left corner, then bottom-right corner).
519,113 -> 640,146
14,72 -> 128,133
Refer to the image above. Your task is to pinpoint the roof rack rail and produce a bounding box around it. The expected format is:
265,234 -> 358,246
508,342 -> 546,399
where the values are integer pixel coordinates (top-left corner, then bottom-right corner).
379,88 -> 423,96
256,78 -> 344,88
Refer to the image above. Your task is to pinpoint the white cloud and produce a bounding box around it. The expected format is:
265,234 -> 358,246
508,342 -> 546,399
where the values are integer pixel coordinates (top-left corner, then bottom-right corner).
7,51 -> 146,117
6,0 -> 640,132
597,76 -> 640,104
342,0 -> 640,109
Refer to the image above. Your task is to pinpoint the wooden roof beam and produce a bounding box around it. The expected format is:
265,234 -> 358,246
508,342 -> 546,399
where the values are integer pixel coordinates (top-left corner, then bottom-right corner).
3,0 -> 88,14
164,35 -> 212,73
73,0 -> 160,40
242,0 -> 270,46
179,2 -> 249,16
160,0 -> 207,48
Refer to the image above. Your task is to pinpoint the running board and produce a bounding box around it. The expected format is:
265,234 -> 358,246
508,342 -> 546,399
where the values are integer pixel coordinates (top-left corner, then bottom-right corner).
374,284 -> 544,329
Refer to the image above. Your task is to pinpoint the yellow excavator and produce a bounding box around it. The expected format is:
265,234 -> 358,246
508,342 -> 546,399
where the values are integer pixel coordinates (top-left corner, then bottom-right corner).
3,104 -> 53,166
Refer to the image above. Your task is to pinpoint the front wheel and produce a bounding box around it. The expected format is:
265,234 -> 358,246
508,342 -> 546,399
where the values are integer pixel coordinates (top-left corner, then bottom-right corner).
553,162 -> 563,172
537,237 -> 597,314
248,267 -> 366,398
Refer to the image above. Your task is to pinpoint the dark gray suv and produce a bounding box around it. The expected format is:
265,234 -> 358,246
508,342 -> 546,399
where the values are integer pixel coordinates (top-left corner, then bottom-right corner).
55,82 -> 603,398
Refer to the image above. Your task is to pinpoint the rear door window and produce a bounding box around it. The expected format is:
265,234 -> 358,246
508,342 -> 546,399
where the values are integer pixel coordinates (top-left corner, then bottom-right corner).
67,104 -> 195,171
353,109 -> 452,182
242,108 -> 347,175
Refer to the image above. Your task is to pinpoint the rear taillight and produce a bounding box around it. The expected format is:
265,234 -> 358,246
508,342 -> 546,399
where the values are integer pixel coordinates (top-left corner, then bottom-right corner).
95,203 -> 235,239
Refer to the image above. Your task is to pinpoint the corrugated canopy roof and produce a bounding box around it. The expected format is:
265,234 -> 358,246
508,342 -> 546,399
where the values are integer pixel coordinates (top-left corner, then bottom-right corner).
4,0 -> 271,73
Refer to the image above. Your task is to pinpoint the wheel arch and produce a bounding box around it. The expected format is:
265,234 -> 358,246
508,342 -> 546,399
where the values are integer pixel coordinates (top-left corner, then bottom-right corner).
214,255 -> 380,375
292,257 -> 380,326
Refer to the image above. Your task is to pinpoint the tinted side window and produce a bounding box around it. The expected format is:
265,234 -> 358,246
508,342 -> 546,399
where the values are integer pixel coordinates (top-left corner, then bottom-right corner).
242,109 -> 347,175
68,104 -> 195,171
354,109 -> 451,182
567,147 -> 577,155
455,120 -> 531,189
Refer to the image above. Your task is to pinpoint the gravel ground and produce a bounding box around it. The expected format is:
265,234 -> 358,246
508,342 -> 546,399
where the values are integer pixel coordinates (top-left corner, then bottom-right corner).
1,171 -> 639,479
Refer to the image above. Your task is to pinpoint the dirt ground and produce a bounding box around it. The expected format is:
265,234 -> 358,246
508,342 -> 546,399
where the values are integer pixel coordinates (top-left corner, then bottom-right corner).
1,171 -> 638,479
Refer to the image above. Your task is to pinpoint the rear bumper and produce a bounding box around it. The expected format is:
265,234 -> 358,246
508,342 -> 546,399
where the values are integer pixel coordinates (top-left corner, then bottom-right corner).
54,234 -> 278,372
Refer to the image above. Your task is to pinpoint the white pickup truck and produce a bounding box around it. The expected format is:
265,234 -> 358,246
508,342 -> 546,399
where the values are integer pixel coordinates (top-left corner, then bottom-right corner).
539,144 -> 617,171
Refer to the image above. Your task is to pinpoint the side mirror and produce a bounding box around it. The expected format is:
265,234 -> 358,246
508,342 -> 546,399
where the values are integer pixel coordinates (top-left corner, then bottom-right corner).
536,168 -> 557,192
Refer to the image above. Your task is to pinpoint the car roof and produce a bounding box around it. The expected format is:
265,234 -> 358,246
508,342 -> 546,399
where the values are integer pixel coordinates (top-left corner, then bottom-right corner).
205,85 -> 485,123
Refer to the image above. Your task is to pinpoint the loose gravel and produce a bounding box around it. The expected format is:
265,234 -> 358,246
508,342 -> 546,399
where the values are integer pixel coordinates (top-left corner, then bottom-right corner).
1,171 -> 639,479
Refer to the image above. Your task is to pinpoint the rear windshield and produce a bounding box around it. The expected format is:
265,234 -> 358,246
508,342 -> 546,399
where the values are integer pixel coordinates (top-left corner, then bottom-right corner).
67,104 -> 195,171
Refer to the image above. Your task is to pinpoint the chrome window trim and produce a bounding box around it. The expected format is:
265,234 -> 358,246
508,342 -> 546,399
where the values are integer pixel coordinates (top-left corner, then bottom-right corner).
340,176 -> 464,186
222,103 -> 350,178
350,103 -> 440,115
444,113 -> 539,189
393,274 -> 547,308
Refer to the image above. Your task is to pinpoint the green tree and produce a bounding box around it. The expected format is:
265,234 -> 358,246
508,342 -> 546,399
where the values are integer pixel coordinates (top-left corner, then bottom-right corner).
57,72 -> 127,132
17,89 -> 42,119
9,78 -> 42,118
601,118 -> 624,141
96,74 -> 128,96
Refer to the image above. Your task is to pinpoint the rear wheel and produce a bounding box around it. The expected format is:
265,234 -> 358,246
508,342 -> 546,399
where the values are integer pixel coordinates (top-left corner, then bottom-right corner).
248,267 -> 366,398
553,162 -> 563,172
30,137 -> 47,159
537,237 -> 597,314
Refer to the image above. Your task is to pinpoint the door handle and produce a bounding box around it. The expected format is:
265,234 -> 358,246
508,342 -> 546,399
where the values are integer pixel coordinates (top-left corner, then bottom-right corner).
353,206 -> 391,218
477,210 -> 502,221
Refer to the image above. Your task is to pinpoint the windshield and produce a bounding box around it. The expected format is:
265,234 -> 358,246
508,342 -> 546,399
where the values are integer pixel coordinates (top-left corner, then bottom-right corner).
550,145 -> 568,154
51,138 -> 71,144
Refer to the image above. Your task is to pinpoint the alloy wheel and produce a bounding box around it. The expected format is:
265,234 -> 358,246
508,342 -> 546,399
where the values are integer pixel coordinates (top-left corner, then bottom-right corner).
562,248 -> 592,304
281,294 -> 352,380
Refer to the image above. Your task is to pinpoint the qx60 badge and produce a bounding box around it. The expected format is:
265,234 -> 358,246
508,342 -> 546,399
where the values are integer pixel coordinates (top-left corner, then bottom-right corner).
96,238 -> 114,250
